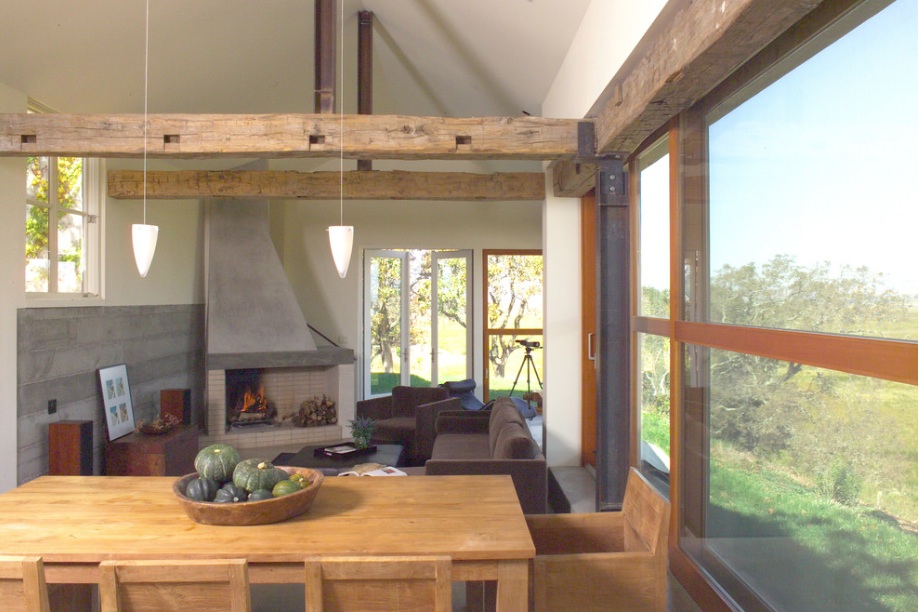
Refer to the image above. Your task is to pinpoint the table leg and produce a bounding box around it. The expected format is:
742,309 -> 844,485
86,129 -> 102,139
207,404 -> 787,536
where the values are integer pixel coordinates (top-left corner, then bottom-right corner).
496,559 -> 529,612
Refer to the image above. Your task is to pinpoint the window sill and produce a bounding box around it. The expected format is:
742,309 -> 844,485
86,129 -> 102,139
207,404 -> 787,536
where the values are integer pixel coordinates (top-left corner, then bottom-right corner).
25,294 -> 104,308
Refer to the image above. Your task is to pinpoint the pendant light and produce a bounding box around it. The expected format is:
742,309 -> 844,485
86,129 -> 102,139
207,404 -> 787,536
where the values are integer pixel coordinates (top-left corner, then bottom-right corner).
133,0 -> 159,278
328,0 -> 353,279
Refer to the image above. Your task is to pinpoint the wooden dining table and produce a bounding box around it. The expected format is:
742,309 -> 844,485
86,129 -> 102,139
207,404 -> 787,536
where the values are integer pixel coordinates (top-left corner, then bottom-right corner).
0,473 -> 534,611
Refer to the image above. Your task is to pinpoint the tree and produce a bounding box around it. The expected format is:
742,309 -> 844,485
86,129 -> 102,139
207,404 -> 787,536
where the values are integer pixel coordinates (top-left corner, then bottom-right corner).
705,255 -> 913,461
26,156 -> 85,290
369,257 -> 402,374
486,255 -> 543,377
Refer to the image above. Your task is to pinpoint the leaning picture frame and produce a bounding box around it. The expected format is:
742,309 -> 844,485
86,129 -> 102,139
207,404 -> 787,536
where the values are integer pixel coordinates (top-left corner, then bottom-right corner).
98,364 -> 136,441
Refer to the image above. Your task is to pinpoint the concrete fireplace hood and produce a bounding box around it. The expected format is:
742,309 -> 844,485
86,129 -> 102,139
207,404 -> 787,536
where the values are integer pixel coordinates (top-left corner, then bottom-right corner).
206,198 -> 353,371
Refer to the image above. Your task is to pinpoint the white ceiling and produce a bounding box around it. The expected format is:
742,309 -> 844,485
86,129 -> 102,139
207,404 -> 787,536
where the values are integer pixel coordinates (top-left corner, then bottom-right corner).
0,0 -> 591,119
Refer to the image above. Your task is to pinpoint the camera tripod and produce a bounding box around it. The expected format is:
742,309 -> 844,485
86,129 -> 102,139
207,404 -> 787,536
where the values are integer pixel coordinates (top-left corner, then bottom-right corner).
508,340 -> 543,411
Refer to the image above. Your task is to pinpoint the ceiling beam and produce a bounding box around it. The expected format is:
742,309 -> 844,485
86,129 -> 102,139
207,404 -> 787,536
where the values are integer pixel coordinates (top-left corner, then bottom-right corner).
594,0 -> 825,155
550,160 -> 598,198
107,169 -> 547,201
1,113 -> 581,160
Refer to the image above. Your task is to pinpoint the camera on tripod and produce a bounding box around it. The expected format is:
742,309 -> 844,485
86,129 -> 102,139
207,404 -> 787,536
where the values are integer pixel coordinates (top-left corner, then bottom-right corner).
516,339 -> 541,350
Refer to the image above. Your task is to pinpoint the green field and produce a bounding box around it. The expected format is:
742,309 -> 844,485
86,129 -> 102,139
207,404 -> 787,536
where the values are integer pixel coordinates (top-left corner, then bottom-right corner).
707,446 -> 918,611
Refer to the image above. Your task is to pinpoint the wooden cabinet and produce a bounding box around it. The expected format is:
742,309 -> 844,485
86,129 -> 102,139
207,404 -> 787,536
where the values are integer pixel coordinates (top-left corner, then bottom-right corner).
105,425 -> 199,476
49,420 -> 93,475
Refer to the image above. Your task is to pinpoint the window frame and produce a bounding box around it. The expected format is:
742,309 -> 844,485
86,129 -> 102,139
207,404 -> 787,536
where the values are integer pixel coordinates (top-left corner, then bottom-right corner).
660,0 -> 919,608
25,100 -> 104,302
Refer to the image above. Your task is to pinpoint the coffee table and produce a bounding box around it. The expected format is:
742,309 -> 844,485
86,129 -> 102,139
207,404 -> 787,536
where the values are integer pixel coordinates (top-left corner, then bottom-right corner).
272,442 -> 405,470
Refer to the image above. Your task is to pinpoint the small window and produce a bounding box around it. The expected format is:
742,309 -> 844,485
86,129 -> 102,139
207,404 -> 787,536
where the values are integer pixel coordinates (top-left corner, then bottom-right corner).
25,101 -> 103,297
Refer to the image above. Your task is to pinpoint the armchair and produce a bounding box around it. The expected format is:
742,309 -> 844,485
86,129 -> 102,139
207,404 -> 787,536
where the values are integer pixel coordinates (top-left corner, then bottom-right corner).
355,385 -> 450,464
525,468 -> 670,611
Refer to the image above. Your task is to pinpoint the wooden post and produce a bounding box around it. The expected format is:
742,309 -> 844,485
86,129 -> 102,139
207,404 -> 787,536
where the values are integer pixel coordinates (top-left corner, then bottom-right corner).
357,10 -> 374,171
314,0 -> 336,114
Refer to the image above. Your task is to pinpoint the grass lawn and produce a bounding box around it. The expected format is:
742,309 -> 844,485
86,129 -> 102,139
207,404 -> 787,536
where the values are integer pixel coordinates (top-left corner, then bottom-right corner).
707,445 -> 918,611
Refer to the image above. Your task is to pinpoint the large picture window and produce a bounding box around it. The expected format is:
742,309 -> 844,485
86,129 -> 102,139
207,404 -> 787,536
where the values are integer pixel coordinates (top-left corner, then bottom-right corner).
676,1 -> 918,609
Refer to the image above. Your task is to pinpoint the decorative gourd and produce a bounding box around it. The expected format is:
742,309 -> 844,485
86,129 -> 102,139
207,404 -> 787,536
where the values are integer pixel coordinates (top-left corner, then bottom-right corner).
194,444 -> 240,482
247,489 -> 274,502
219,482 -> 248,503
233,459 -> 286,493
288,473 -> 310,489
184,477 -> 220,502
272,480 -> 301,497
213,489 -> 236,503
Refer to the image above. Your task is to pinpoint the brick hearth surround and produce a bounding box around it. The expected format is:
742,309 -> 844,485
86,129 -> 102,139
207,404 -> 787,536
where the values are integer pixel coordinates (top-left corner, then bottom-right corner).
201,364 -> 354,450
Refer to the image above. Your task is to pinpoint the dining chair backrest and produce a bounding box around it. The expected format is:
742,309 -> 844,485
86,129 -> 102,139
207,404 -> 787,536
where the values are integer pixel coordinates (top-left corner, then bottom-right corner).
0,555 -> 50,612
98,559 -> 251,612
304,555 -> 452,612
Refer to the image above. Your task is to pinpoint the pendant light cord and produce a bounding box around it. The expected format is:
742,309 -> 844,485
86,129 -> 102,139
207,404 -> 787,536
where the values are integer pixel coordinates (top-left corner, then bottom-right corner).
339,0 -> 344,226
142,0 -> 149,225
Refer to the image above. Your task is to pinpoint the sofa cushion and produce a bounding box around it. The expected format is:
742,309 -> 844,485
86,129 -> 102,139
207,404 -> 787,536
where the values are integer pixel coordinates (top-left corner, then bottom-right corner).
493,422 -> 540,460
431,433 -> 492,460
390,386 -> 449,418
488,397 -> 527,455
372,416 -> 415,444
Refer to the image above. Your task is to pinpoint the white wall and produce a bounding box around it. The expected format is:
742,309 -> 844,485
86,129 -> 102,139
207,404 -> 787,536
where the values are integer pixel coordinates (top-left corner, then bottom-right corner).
539,0 -> 667,467
543,0 -> 669,119
0,81 -> 27,492
280,159 -> 542,402
102,159 -> 205,307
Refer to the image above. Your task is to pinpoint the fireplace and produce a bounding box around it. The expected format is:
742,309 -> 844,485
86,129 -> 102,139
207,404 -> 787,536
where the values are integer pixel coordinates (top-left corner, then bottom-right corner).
202,195 -> 355,450
202,363 -> 354,450
226,369 -> 274,426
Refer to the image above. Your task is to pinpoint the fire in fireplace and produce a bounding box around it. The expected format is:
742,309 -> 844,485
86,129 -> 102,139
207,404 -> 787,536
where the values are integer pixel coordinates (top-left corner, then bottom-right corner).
226,369 -> 277,427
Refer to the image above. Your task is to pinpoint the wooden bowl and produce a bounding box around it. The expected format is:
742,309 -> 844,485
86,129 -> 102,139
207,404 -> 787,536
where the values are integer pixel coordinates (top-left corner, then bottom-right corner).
172,466 -> 324,526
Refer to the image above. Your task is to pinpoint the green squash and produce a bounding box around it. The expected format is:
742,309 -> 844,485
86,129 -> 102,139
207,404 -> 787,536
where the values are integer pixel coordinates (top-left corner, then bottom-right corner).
272,479 -> 301,497
233,459 -> 286,493
184,477 -> 220,502
213,489 -> 236,503
247,489 -> 274,502
219,482 -> 248,502
194,444 -> 240,482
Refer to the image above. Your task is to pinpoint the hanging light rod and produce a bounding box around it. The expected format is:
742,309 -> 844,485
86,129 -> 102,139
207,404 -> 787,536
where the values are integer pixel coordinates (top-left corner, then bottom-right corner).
327,0 -> 352,279
131,0 -> 158,278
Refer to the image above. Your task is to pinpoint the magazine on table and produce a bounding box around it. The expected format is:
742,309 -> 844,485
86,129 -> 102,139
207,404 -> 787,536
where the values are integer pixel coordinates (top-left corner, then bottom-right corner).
338,462 -> 407,477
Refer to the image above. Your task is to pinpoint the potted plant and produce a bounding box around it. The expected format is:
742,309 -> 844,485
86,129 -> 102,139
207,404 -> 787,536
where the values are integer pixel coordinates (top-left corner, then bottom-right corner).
349,416 -> 377,449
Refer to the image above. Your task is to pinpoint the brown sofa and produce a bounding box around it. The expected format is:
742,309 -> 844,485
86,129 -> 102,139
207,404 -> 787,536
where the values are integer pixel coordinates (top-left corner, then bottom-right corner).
424,396 -> 547,514
355,386 -> 452,464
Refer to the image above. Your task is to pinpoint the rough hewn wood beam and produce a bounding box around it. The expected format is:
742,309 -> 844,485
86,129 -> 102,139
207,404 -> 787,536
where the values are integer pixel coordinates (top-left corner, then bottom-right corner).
107,169 -> 547,201
595,0 -> 825,154
1,113 -> 581,160
551,160 -> 598,198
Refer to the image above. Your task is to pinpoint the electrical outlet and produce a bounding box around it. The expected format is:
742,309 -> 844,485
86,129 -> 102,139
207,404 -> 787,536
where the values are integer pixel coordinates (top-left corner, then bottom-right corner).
48,399 -> 57,415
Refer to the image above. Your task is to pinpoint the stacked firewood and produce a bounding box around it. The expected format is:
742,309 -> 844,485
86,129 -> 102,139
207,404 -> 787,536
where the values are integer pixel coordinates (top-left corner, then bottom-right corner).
290,395 -> 337,427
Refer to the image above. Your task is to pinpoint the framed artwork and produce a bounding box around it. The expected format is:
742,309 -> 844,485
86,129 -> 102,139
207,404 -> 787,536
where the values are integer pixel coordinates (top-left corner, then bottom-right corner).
98,364 -> 135,441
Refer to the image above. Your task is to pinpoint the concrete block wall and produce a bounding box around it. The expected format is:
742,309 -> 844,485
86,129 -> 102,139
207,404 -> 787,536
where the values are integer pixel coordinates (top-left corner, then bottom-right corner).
17,305 -> 205,484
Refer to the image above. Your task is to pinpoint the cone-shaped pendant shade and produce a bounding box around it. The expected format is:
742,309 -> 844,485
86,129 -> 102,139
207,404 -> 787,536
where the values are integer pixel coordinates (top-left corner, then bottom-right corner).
328,225 -> 353,279
132,223 -> 159,278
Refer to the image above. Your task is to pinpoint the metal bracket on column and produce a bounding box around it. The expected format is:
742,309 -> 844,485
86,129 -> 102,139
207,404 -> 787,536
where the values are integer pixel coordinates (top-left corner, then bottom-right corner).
596,156 -> 628,207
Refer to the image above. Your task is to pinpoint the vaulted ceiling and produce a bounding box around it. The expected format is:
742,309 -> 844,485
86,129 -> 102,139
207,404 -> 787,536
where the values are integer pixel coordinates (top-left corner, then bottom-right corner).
0,0 -> 590,120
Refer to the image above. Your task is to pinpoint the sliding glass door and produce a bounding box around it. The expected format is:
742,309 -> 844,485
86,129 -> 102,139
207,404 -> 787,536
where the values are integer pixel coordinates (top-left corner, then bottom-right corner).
364,249 -> 472,398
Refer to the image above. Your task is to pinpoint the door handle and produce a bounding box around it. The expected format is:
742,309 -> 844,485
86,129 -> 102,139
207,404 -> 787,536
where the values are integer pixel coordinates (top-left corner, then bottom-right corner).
587,332 -> 596,361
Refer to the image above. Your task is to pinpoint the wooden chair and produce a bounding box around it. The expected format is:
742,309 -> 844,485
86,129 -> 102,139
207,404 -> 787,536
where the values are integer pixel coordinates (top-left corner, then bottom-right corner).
0,556 -> 50,612
525,468 -> 671,611
304,555 -> 452,612
98,559 -> 251,612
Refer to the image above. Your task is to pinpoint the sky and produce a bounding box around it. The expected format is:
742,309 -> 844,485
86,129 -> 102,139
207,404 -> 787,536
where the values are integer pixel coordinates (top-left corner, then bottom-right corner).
707,0 -> 918,298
